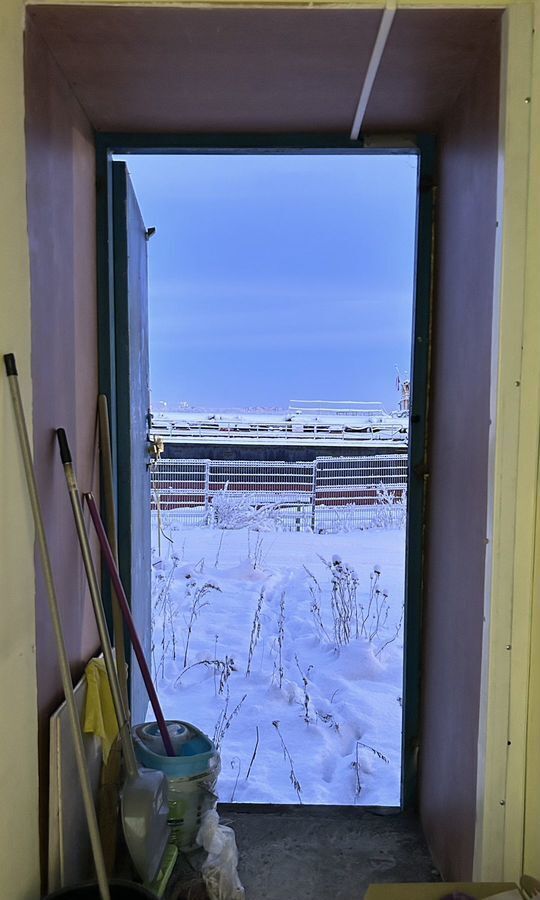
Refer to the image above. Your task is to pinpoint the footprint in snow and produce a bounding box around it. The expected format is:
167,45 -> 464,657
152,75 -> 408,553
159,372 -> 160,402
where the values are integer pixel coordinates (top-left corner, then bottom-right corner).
321,753 -> 337,784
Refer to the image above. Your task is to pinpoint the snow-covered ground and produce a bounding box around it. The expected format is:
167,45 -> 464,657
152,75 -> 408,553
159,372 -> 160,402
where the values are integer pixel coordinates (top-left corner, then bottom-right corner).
151,523 -> 405,807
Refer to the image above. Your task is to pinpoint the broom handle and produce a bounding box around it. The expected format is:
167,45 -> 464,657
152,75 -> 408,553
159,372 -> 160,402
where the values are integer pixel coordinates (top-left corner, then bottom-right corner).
98,395 -> 129,713
56,429 -> 139,778
84,492 -> 176,757
3,355 -> 111,900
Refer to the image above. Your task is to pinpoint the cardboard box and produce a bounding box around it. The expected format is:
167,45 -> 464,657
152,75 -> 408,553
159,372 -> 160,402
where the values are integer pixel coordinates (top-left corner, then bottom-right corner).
364,883 -> 519,900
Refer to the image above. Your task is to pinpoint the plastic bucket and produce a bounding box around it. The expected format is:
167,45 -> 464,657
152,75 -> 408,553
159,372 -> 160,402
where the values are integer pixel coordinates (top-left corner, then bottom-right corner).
133,721 -> 220,851
166,768 -> 219,851
133,721 -> 219,778
45,880 -> 157,898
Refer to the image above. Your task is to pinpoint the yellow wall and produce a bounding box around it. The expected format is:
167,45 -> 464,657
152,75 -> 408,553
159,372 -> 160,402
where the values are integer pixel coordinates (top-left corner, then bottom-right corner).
472,3 -> 540,881
1,0 -> 539,895
523,6 -> 540,876
0,1 -> 41,897
24,0 -> 524,7
524,466 -> 540,874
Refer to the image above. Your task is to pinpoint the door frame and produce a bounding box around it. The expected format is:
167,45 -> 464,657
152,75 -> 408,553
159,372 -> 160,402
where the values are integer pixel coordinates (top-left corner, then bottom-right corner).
95,131 -> 436,808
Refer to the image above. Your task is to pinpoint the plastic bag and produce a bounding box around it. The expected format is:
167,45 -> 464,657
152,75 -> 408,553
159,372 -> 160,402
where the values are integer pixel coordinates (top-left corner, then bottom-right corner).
196,809 -> 245,900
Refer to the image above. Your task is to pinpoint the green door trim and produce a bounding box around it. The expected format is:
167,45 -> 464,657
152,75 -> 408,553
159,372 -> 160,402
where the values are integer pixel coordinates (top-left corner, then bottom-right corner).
95,131 -> 435,807
402,135 -> 436,808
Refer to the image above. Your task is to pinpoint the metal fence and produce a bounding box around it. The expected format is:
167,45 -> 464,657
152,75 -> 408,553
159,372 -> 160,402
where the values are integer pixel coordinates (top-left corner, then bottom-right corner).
151,454 -> 407,531
151,454 -> 408,532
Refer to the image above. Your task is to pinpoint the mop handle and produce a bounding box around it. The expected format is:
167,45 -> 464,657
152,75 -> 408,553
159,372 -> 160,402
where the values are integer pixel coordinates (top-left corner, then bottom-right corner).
56,429 -> 139,778
84,491 -> 176,758
3,356 -> 111,900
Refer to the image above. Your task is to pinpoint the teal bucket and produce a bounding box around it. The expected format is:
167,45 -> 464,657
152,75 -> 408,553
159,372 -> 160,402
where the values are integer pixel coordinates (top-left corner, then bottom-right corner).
133,721 -> 220,852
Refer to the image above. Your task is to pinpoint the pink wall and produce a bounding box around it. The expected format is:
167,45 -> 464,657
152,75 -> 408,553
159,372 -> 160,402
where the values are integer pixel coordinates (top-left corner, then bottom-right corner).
420,24 -> 501,878
24,19 -> 100,883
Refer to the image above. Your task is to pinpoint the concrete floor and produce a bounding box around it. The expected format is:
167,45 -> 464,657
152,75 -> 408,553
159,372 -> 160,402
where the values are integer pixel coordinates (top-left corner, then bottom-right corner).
168,805 -> 439,900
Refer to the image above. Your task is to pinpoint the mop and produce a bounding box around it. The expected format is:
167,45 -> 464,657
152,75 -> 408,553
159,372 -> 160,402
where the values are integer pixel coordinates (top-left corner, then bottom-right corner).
56,428 -> 170,884
3,354 -> 110,900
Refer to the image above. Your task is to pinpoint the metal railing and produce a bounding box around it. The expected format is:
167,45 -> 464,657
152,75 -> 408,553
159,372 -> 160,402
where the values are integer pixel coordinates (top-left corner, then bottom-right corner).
151,454 -> 408,533
288,399 -> 387,417
150,417 -> 408,446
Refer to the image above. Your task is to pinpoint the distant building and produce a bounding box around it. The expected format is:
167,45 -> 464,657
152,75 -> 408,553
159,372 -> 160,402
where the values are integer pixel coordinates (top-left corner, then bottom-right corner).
400,380 -> 410,412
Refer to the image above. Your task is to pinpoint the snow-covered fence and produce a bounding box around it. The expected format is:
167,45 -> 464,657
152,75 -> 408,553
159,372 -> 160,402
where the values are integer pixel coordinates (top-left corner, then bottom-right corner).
151,455 -> 407,532
150,412 -> 408,445
289,399 -> 386,417
151,459 -> 313,529
313,456 -> 407,531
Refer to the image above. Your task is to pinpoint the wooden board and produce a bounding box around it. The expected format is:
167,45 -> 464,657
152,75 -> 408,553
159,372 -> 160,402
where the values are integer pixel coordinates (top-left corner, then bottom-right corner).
48,672 -> 102,893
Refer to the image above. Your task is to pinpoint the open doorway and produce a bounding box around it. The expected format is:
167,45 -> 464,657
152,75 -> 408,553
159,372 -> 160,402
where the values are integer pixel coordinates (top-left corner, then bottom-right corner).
21,2 -> 506,882
110,147 -> 428,807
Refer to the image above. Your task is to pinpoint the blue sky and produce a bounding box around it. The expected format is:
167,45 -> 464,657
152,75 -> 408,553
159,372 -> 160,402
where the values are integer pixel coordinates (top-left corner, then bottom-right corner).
121,153 -> 418,411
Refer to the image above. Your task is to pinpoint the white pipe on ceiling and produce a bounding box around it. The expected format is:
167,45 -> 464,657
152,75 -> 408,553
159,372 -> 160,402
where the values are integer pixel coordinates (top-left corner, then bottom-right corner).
350,1 -> 397,141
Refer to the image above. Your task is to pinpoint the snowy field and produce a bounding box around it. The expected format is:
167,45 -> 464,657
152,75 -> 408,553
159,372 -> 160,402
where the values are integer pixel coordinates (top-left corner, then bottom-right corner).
151,522 -> 405,807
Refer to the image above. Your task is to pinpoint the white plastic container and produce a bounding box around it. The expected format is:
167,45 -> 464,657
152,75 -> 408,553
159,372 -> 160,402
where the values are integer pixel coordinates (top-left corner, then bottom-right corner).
167,763 -> 220,851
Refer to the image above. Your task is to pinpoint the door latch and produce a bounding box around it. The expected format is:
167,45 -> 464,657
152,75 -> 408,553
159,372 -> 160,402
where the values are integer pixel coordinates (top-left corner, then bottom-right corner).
148,435 -> 164,467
